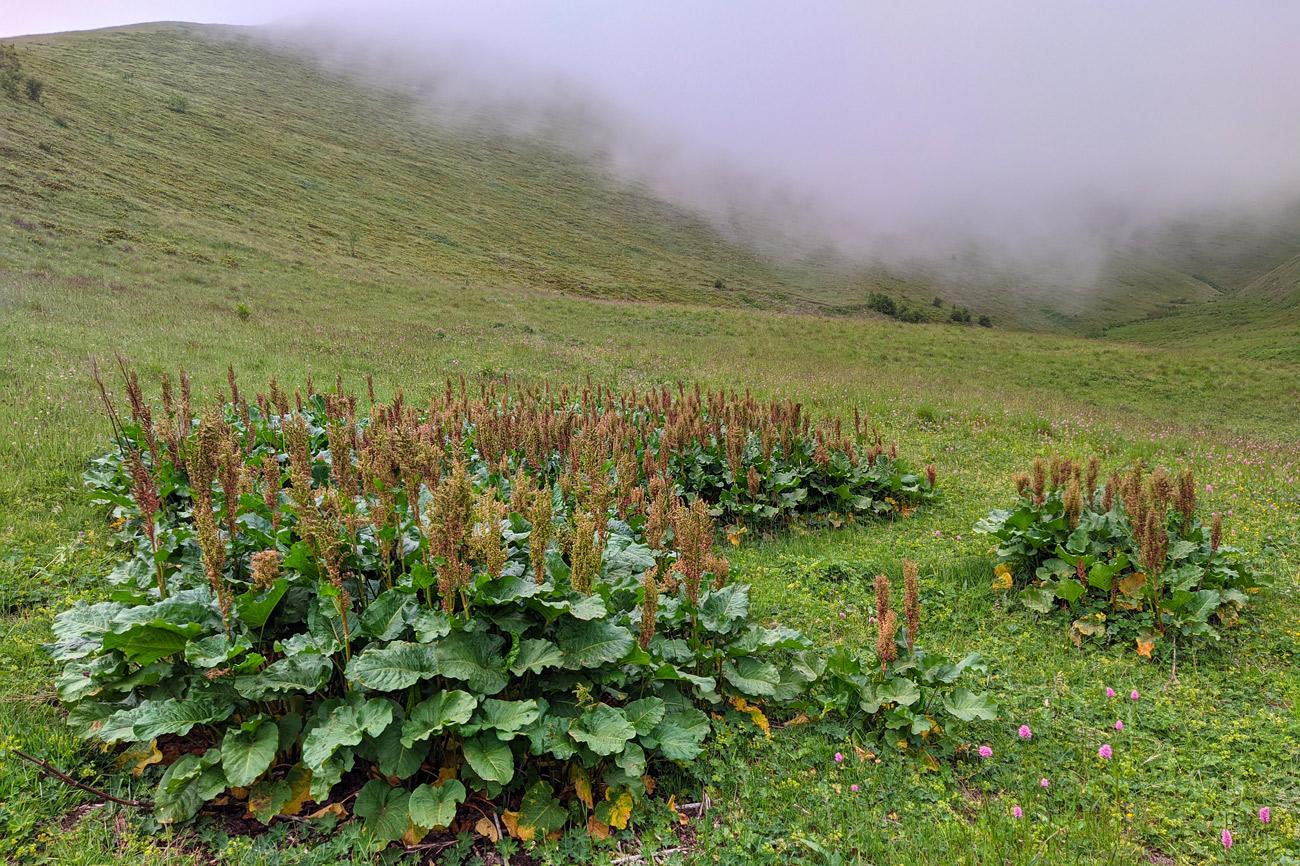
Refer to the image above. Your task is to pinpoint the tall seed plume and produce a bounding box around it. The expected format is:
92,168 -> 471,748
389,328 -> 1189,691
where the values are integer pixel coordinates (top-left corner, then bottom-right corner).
1064,476 -> 1084,529
1085,455 -> 1100,498
569,509 -> 600,594
902,560 -> 920,652
705,553 -> 730,591
876,609 -> 899,666
527,484 -> 554,585
671,497 -> 713,604
1175,469 -> 1197,532
639,569 -> 658,649
1141,507 -> 1169,577
874,573 -> 892,620
250,549 -> 281,591
1149,469 -> 1172,511
1031,457 -> 1047,506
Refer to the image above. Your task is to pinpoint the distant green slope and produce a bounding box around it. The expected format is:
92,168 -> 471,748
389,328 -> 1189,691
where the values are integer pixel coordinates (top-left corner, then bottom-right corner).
1241,251 -> 1300,306
1139,207 -> 1300,294
1,24 -> 887,312
3,22 -> 1300,338
1103,239 -> 1300,361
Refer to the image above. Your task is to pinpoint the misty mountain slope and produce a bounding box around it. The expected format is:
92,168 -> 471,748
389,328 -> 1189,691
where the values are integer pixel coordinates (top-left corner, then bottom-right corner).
893,249 -> 1223,335
1103,242 -> 1300,361
4,23 -> 1299,337
1,23 -> 889,312
1240,250 -> 1300,306
1138,208 -> 1300,294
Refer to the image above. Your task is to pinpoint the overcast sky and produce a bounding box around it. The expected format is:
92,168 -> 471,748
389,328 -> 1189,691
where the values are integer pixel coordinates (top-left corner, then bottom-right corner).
10,2 -> 1300,262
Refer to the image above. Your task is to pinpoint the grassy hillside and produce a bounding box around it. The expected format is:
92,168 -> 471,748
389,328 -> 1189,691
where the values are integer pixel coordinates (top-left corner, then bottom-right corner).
5,23 -> 1300,335
1143,206 -> 1300,295
1242,251 -> 1300,306
1102,246 -> 1300,362
1,23 -> 1299,866
1,23 -> 948,318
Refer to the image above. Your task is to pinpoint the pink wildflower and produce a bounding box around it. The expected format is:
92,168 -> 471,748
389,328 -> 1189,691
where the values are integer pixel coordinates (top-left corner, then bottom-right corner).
1260,807 -> 1271,824
978,745 -> 993,758
1130,690 -> 1140,700
1098,744 -> 1112,759
1105,687 -> 1115,697
1040,778 -> 1049,788
1222,828 -> 1233,848
1013,806 -> 1023,819
1018,725 -> 1032,739
834,752 -> 843,763
1115,720 -> 1123,731
851,784 -> 860,792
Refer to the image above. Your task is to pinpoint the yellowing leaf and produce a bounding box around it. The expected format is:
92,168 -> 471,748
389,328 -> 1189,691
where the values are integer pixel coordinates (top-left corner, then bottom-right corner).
230,786 -> 249,801
991,564 -> 1013,591
1136,637 -> 1155,658
727,526 -> 747,546
728,696 -> 771,735
307,802 -> 347,820
117,740 -> 163,776
604,788 -> 634,829
587,816 -> 610,840
502,810 -> 533,841
279,765 -> 313,817
921,750 -> 941,772
1118,573 -> 1147,597
401,820 -> 429,847
642,774 -> 656,795
474,816 -> 499,842
570,765 -> 594,809
787,712 -> 812,727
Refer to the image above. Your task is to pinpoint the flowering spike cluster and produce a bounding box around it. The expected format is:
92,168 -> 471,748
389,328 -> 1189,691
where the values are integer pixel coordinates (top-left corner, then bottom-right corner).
705,553 -> 730,591
473,491 -> 508,580
1013,472 -> 1031,499
1064,476 -> 1083,529
874,574 -> 898,665
96,364 -> 942,665
1031,458 -> 1047,506
671,497 -> 714,604
526,483 -> 554,585
902,560 -> 920,651
568,510 -> 600,595
250,549 -> 281,591
639,569 -> 658,649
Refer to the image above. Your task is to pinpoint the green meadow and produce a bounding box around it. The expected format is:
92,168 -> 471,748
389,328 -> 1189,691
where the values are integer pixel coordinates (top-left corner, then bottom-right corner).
1,23 -> 1298,866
